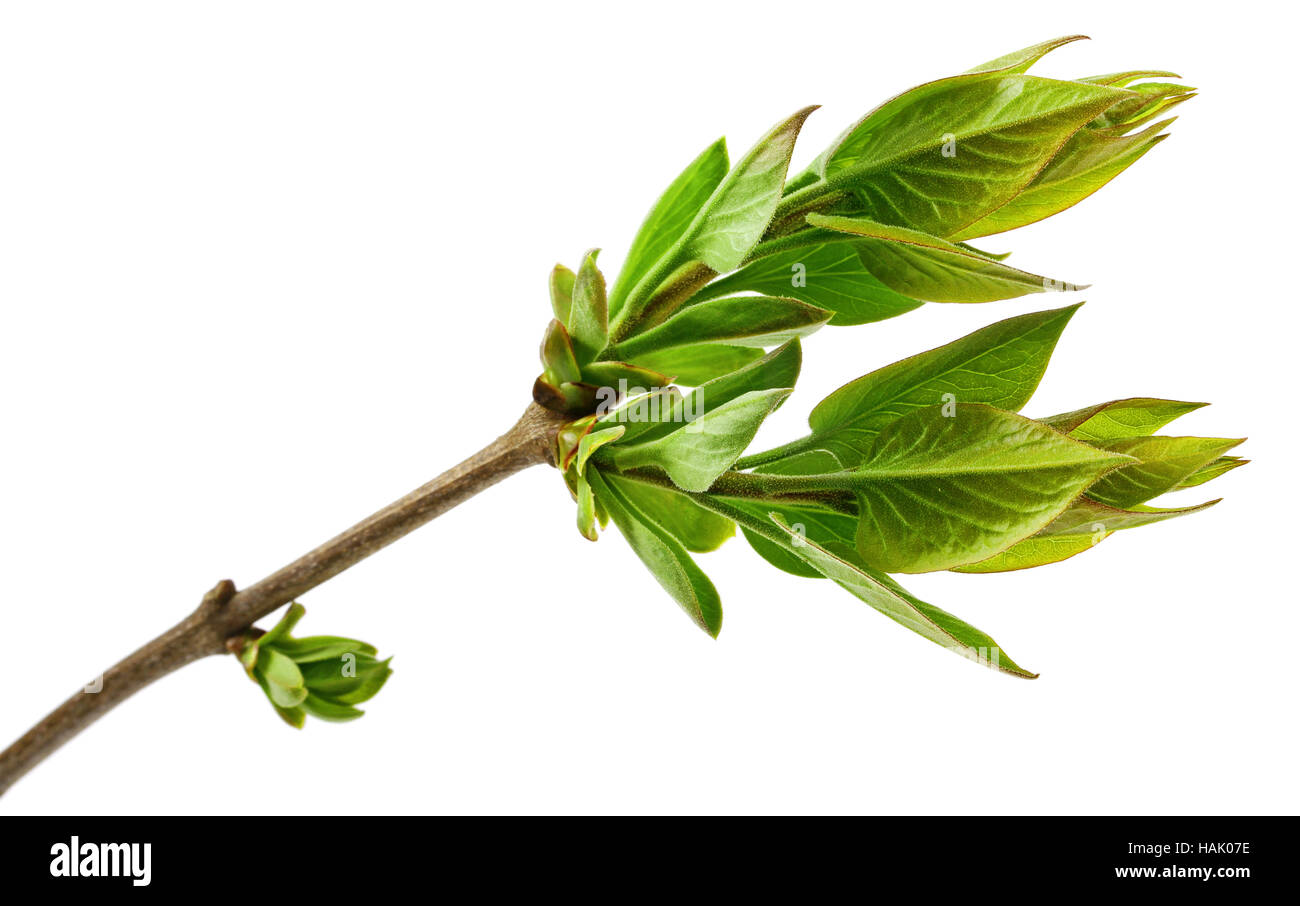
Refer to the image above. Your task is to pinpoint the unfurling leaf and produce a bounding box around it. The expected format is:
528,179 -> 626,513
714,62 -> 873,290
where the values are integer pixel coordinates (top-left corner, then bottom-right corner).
954,496 -> 1220,572
610,388 -> 792,492
691,240 -> 923,326
1040,397 -> 1207,442
611,294 -> 830,359
587,468 -> 723,637
568,249 -> 608,364
608,138 -> 729,318
612,106 -> 818,335
793,74 -> 1129,237
628,344 -> 764,386
695,497 -> 1036,676
808,215 -> 1083,303
1084,435 -> 1246,508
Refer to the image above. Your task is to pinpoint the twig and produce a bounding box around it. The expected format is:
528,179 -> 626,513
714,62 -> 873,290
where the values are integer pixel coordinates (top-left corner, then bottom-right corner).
0,402 -> 568,795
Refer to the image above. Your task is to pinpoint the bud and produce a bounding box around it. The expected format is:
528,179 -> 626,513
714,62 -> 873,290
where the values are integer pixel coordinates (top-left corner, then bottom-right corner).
231,603 -> 392,728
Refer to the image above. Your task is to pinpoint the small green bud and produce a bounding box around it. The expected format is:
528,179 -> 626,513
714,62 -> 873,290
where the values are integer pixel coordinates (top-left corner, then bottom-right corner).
232,604 -> 392,728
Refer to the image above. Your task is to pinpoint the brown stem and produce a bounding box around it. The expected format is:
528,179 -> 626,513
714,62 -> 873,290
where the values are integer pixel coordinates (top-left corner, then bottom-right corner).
0,401 -> 569,796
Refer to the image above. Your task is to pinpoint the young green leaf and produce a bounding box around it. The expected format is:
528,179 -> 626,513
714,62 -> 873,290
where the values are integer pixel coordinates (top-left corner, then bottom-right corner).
705,502 -> 1038,677
808,214 -> 1082,303
612,106 -> 818,334
610,388 -> 792,492
1039,397 -> 1207,443
690,240 -> 924,326
778,36 -> 1089,204
607,138 -> 729,317
627,344 -> 765,386
964,34 -> 1089,74
952,118 -> 1180,239
567,249 -> 608,363
612,295 -> 830,359
549,263 -> 576,324
576,473 -> 598,541
1085,435 -> 1246,508
740,304 -> 1080,469
301,693 -> 366,722
687,107 -> 819,273
807,75 -> 1130,237
579,361 -> 673,393
258,648 -> 309,709
574,426 -> 625,476
600,340 -> 800,447
540,319 -> 582,387
844,404 -> 1134,572
726,498 -> 858,579
605,473 -> 735,553
954,496 -> 1220,572
1173,456 -> 1248,490
258,602 -> 306,648
587,468 -> 723,637
269,636 -> 379,663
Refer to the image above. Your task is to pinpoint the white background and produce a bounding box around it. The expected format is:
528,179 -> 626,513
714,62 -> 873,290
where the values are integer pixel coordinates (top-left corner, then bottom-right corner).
1,1 -> 1295,815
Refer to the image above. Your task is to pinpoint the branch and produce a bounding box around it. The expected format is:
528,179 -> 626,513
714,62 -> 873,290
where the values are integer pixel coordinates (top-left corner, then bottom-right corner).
0,401 -> 569,795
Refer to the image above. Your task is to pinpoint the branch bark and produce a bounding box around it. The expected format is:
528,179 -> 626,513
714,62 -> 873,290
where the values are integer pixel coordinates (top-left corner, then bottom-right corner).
0,401 -> 569,796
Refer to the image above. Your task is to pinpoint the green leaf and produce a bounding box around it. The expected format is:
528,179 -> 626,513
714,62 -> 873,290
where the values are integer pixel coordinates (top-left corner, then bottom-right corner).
808,214 -> 1082,303
610,388 -> 792,492
1080,70 -> 1182,88
691,240 -> 923,326
273,704 -> 306,729
952,118 -> 1179,239
740,304 -> 1080,470
1173,456 -> 1248,490
612,295 -> 830,359
964,35 -> 1089,74
724,506 -> 1037,677
687,107 -> 818,273
813,75 -> 1129,236
1085,435 -> 1246,508
258,602 -> 305,648
954,496 -> 1220,572
539,319 -> 582,387
299,656 -> 392,706
576,473 -> 598,541
613,107 -> 818,333
606,474 -> 735,553
258,648 -> 308,708
607,138 -> 729,317
600,340 -> 801,447
301,692 -> 366,722
627,344 -> 764,386
532,377 -> 598,416
580,361 -> 672,392
575,426 -> 625,476
1039,397 -> 1206,443
567,249 -> 608,363
1092,82 -> 1194,131
843,404 -> 1133,572
778,36 -> 1087,202
587,468 -> 723,637
270,636 -> 378,663
549,263 -> 575,324
728,498 -> 858,579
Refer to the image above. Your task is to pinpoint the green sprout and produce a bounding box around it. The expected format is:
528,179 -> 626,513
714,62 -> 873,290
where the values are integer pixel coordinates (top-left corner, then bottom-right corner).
231,604 -> 392,727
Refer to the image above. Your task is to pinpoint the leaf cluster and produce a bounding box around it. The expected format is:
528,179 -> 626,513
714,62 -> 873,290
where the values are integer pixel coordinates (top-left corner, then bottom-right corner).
235,604 -> 393,726
538,38 -> 1239,675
